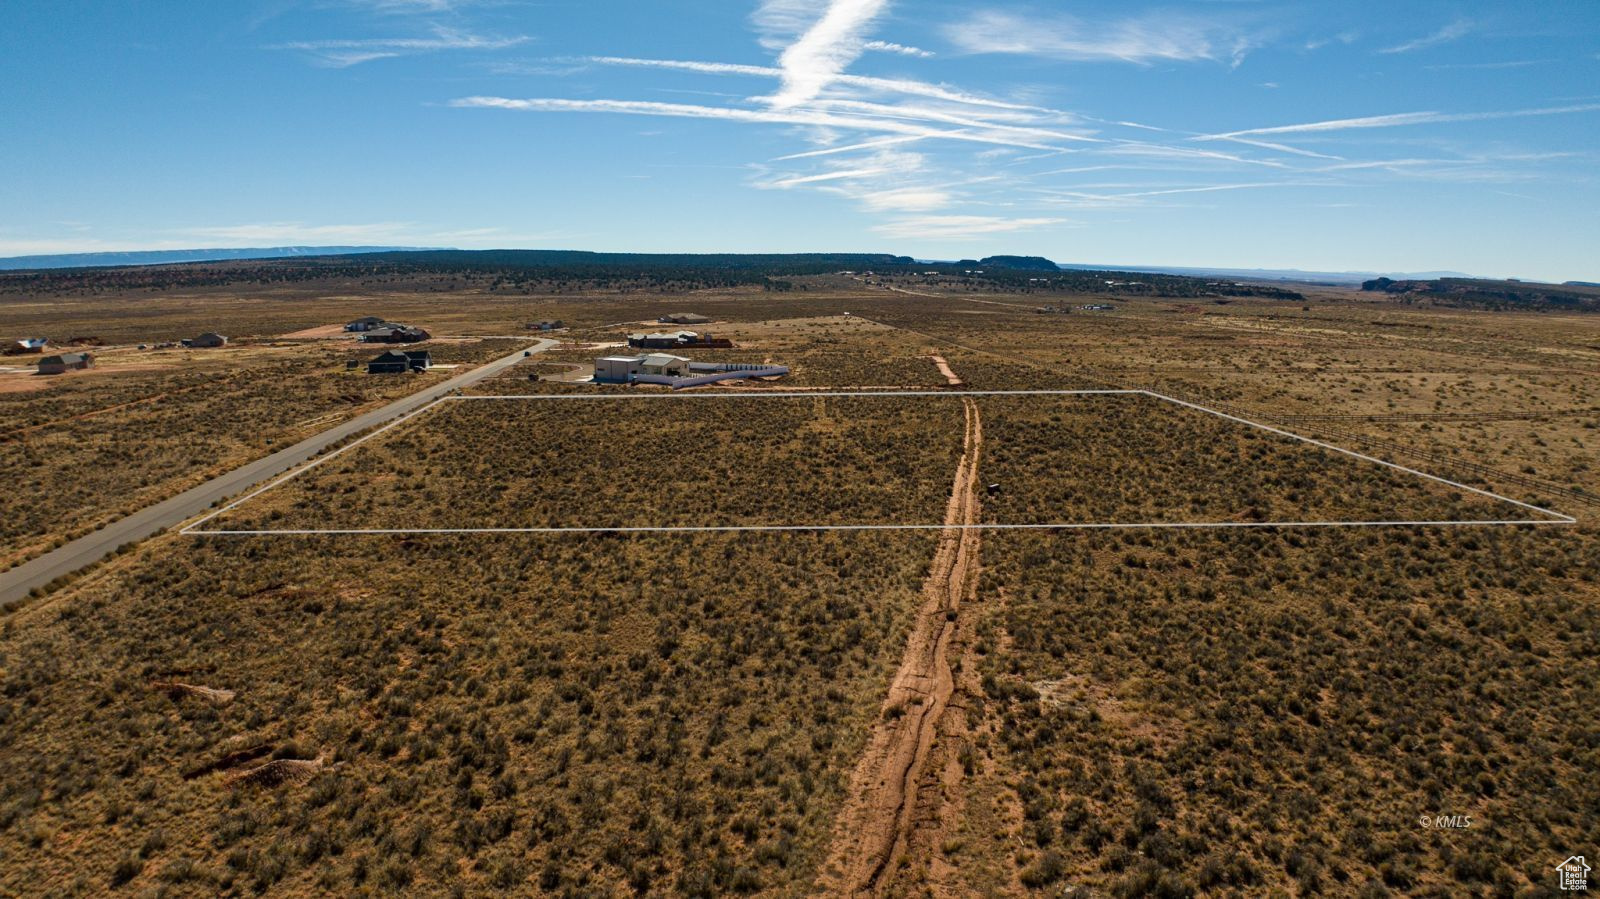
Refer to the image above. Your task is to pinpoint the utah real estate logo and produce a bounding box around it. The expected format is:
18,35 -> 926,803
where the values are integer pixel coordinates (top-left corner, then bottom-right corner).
1558,856 -> 1590,892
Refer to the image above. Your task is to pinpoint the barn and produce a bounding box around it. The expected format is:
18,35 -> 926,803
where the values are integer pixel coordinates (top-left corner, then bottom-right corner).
38,352 -> 94,374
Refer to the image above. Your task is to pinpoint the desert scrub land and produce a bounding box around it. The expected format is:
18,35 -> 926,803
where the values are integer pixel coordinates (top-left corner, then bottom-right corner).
203,395 -> 967,532
0,338 -> 525,567
846,285 -> 1600,506
0,529 -> 939,895
978,393 -> 1553,525
937,525 -> 1600,896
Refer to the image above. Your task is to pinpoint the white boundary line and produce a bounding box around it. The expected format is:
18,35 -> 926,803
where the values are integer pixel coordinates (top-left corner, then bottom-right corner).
182,389 -> 1576,536
451,390 -> 1137,400
186,520 -> 1565,536
1144,391 -> 1575,524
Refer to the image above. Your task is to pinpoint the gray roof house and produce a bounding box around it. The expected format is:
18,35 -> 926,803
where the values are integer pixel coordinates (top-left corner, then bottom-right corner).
368,349 -> 432,374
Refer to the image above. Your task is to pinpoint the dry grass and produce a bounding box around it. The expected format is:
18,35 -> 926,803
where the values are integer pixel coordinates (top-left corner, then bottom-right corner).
2,270 -> 1597,896
941,525 -> 1600,896
0,531 -> 934,894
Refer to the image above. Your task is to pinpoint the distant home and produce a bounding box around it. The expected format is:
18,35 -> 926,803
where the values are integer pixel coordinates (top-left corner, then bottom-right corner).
345,316 -> 386,332
362,326 -> 431,344
627,330 -> 734,350
526,320 -> 566,331
191,332 -> 228,348
658,312 -> 713,325
38,352 -> 94,374
7,338 -> 48,355
367,349 -> 432,374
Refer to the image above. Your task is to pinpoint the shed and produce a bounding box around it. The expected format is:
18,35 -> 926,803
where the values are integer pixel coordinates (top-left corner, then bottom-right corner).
367,349 -> 432,374
593,355 -> 647,383
345,316 -> 386,332
191,332 -> 228,348
9,338 -> 49,355
38,352 -> 95,374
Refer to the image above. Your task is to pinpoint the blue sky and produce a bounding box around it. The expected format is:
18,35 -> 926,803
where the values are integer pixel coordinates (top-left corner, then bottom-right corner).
3,1 -> 1598,279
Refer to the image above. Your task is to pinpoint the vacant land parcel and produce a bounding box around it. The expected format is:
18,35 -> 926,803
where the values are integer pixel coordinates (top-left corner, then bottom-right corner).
194,391 -> 1558,536
0,530 -> 941,895
933,524 -> 1600,896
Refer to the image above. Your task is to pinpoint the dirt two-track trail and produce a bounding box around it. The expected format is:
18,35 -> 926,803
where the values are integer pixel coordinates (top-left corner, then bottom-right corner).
818,396 -> 984,896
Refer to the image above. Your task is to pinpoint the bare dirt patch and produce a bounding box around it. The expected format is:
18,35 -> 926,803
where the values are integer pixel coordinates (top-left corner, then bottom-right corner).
280,323 -> 352,339
928,354 -> 964,387
0,375 -> 50,394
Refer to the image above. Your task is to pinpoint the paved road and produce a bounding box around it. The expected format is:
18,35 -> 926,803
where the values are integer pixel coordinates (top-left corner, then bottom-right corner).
0,338 -> 556,610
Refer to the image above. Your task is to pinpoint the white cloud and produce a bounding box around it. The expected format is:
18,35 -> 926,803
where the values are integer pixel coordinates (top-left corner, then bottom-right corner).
1194,103 -> 1600,140
1304,31 -> 1359,52
944,10 -> 1249,65
769,0 -> 892,108
1102,141 -> 1292,169
1212,136 -> 1343,161
587,56 -> 776,79
451,96 -> 1081,151
585,56 -> 1053,112
864,40 -> 932,58
354,0 -> 465,12
763,167 -> 896,187
772,134 -> 928,160
455,5 -> 1485,242
859,187 -> 952,211
872,214 -> 1065,239
1379,20 -> 1472,55
803,97 -> 1097,143
751,0 -> 829,50
275,26 -> 527,67
1424,59 -> 1550,71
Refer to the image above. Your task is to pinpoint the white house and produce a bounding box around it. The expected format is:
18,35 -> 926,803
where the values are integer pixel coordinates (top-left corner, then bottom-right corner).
593,353 -> 692,383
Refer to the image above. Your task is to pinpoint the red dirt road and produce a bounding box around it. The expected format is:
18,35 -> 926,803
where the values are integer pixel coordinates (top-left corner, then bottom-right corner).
818,394 -> 983,895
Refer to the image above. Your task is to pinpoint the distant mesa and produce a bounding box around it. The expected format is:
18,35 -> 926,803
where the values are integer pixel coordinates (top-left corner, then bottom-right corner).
977,255 -> 1061,272
1362,276 -> 1600,312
